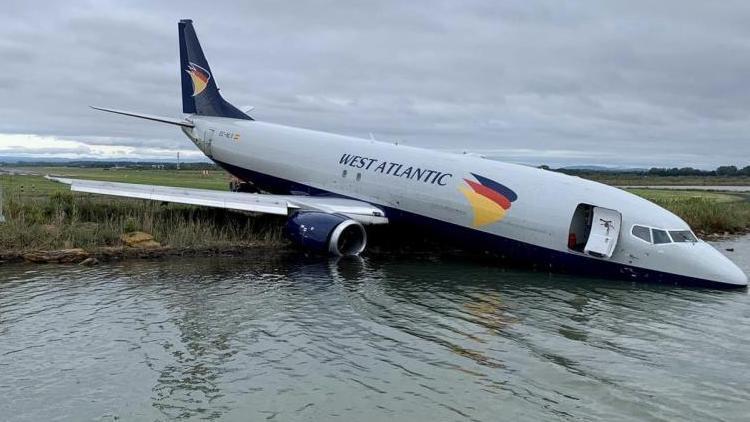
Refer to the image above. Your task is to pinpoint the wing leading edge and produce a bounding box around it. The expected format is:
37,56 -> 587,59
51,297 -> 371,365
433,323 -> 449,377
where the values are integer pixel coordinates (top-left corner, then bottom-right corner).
45,177 -> 388,225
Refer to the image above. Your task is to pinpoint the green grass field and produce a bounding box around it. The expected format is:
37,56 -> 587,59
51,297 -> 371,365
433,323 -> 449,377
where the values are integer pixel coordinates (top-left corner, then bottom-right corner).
0,167 -> 748,253
625,188 -> 745,203
584,174 -> 750,186
0,167 -> 282,253
2,167 -> 229,195
624,188 -> 750,235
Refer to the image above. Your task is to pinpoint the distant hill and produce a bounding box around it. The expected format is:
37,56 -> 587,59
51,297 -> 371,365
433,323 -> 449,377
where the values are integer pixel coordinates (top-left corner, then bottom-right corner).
0,156 -> 72,164
0,156 -> 214,168
0,157 -> 217,170
559,165 -> 647,172
0,156 -> 208,164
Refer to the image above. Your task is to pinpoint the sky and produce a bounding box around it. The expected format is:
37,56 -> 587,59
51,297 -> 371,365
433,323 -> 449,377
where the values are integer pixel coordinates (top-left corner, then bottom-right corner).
2,0 -> 750,168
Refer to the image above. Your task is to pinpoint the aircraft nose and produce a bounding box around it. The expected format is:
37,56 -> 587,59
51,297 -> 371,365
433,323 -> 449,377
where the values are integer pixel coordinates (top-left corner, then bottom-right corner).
720,259 -> 748,286
701,243 -> 748,287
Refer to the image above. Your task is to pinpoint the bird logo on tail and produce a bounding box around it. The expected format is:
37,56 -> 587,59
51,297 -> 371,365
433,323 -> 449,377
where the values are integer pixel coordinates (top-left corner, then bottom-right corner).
185,62 -> 210,96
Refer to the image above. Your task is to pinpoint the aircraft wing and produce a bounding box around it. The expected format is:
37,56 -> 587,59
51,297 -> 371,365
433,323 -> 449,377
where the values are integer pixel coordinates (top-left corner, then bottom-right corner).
45,176 -> 388,225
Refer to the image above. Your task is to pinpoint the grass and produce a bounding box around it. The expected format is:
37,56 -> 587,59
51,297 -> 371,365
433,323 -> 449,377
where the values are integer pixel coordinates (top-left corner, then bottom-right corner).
0,168 -> 284,253
583,174 -> 750,186
625,189 -> 750,235
626,188 -> 743,203
6,167 -> 230,192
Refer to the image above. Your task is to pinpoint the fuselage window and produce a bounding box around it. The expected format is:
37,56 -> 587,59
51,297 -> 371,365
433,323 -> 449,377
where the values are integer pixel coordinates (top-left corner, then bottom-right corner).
632,225 -> 651,243
342,169 -> 348,178
669,230 -> 697,243
652,229 -> 671,244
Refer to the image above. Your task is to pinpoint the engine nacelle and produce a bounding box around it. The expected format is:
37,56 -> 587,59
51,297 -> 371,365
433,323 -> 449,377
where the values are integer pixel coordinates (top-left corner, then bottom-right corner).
285,211 -> 367,256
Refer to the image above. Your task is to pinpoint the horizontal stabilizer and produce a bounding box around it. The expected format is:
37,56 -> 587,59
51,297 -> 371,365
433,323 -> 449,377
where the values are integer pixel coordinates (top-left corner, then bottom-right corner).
90,106 -> 194,127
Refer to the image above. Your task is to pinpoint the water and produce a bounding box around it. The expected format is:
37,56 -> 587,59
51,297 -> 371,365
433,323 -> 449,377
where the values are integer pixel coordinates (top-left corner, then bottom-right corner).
1,239 -> 748,422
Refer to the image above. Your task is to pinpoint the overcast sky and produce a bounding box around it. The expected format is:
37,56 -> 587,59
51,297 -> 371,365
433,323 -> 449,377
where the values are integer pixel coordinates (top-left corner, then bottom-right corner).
2,0 -> 750,168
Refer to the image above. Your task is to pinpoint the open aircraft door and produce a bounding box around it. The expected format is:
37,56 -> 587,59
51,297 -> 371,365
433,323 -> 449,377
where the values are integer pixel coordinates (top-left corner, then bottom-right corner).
583,207 -> 621,258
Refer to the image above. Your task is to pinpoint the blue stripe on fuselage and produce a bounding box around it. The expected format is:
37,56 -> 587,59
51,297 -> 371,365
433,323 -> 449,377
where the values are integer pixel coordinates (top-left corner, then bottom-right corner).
470,173 -> 518,202
213,159 -> 743,289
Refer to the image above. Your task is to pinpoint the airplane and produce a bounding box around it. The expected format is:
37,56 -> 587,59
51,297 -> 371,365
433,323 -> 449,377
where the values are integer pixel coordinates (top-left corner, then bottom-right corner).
49,19 -> 748,289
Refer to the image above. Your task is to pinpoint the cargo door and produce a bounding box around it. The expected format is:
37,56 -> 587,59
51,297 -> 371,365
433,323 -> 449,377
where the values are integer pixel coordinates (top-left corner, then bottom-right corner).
583,207 -> 621,258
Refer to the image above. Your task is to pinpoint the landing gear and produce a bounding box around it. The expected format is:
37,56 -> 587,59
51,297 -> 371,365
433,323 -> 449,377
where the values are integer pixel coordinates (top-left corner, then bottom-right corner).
229,178 -> 259,193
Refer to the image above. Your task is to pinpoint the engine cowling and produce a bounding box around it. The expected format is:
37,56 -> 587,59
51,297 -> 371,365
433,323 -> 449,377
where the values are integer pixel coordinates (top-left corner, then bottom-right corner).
285,211 -> 367,256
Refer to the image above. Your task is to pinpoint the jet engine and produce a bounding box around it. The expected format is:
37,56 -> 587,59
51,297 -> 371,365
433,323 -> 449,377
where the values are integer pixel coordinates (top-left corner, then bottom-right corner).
285,211 -> 367,256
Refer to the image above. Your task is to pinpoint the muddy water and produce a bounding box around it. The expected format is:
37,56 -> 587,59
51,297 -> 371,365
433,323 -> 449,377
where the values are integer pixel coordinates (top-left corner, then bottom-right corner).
1,237 -> 748,421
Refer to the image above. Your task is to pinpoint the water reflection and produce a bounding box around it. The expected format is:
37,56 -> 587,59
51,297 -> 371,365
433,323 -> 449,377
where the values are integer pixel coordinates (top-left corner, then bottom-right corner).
0,242 -> 748,421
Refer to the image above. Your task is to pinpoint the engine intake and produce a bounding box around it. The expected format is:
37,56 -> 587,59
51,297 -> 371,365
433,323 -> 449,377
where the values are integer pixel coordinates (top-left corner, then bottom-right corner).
285,211 -> 367,256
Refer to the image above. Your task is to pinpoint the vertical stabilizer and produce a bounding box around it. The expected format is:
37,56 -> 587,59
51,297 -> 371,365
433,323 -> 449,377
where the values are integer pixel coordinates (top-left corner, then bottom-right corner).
178,19 -> 252,120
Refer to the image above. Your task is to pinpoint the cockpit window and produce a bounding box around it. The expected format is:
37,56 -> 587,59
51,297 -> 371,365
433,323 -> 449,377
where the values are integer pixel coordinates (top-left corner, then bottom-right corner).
652,229 -> 671,244
632,225 -> 651,243
669,230 -> 697,243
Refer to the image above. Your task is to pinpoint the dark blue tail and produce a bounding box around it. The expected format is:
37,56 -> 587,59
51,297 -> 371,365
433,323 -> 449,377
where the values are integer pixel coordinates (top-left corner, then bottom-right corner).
178,19 -> 252,120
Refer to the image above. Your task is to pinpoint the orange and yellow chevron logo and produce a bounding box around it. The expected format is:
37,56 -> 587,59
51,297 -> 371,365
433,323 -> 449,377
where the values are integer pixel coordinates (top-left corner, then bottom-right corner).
185,62 -> 210,96
459,173 -> 518,227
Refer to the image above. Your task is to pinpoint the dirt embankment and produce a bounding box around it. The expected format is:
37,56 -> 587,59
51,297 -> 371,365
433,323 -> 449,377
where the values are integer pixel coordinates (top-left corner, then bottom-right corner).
0,231 -> 283,265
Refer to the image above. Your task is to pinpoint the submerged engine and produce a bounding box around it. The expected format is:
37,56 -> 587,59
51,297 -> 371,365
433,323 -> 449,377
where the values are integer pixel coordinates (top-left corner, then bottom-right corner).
285,211 -> 367,256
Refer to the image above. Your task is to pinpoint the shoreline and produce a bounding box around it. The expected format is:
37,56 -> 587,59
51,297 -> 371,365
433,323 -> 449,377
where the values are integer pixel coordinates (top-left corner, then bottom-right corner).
698,229 -> 750,242
0,242 -> 290,265
2,229 -> 747,266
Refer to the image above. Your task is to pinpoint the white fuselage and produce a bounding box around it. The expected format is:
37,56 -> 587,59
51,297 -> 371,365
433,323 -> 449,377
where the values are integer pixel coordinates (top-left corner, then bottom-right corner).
182,116 -> 747,287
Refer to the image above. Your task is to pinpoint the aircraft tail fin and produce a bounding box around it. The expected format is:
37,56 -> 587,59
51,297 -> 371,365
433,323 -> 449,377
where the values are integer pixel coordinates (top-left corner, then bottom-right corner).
178,19 -> 252,120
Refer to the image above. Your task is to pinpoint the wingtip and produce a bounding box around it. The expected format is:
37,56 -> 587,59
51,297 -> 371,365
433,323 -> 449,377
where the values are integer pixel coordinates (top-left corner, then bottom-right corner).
44,175 -> 73,185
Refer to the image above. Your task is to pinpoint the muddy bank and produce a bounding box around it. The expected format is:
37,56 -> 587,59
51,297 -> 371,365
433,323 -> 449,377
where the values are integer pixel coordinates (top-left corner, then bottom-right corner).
0,243 -> 291,265
693,229 -> 750,242
1,228 -> 746,266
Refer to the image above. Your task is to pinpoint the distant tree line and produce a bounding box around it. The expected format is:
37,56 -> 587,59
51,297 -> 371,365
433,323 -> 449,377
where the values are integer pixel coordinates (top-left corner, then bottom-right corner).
549,165 -> 750,177
644,166 -> 750,176
1,161 -> 219,170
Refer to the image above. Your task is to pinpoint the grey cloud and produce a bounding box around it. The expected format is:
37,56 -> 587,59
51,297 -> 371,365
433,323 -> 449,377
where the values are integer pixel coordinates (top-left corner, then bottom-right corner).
0,145 -> 92,155
1,0 -> 750,168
